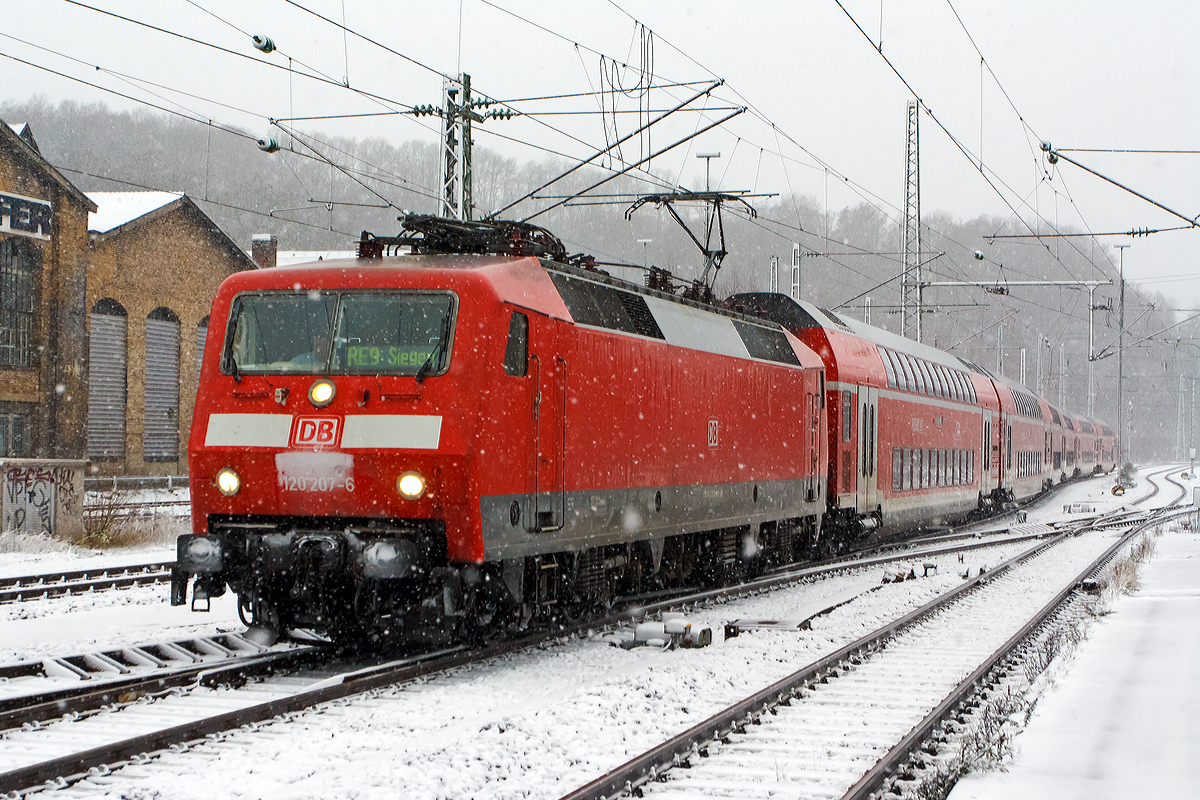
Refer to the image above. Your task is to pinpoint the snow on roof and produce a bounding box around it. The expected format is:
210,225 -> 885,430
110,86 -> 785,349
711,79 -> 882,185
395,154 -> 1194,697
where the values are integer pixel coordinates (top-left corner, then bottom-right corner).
87,191 -> 183,233
276,251 -> 359,266
7,123 -> 28,136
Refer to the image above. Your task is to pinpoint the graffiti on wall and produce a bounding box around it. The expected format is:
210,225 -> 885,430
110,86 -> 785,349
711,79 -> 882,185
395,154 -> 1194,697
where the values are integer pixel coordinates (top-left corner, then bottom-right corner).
3,465 -> 81,535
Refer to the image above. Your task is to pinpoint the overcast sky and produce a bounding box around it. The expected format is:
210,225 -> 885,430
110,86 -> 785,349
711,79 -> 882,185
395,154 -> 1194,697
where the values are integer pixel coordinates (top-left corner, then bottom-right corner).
3,1 -> 1198,307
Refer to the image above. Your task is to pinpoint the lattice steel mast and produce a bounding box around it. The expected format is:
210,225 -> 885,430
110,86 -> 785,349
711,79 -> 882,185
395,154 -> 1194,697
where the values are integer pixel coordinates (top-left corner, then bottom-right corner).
901,100 -> 922,341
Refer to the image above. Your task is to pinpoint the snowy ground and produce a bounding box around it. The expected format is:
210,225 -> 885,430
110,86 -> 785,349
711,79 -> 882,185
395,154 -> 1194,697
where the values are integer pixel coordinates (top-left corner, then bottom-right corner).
948,475 -> 1200,800
0,469 -> 1184,799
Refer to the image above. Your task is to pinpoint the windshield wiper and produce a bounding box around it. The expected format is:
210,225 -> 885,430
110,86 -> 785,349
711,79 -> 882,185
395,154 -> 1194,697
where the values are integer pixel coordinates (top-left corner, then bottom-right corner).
224,352 -> 242,383
415,313 -> 453,384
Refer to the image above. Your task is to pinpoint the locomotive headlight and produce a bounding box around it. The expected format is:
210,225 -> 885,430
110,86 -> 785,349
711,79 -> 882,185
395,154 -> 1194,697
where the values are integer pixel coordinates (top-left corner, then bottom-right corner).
215,467 -> 241,496
397,471 -> 426,500
309,379 -> 336,408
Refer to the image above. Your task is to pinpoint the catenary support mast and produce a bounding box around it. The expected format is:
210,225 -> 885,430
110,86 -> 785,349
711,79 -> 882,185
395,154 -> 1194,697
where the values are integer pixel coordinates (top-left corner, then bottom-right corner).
901,100 -> 922,341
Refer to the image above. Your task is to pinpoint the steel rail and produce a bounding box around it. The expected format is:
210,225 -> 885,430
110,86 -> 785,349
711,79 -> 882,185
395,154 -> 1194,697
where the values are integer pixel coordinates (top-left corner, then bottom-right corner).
840,504 -> 1189,799
0,522 -> 1070,796
83,500 -> 191,515
0,646 -> 322,732
0,562 -> 174,604
0,471 -> 1152,793
557,485 -> 1188,800
557,533 -> 1071,800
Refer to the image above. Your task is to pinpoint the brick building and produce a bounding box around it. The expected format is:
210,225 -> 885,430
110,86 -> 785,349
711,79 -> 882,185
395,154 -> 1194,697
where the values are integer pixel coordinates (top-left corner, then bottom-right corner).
0,121 -> 95,460
86,191 -> 256,475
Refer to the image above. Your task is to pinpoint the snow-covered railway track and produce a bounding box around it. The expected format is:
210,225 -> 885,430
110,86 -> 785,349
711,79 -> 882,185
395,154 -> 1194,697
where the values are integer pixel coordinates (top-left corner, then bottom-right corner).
0,527 -> 1072,797
0,562 -> 173,605
561,505 -> 1187,800
0,636 -> 320,732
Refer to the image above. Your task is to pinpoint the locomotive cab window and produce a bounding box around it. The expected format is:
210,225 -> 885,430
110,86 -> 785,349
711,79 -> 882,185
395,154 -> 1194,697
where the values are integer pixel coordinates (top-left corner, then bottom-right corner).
224,290 -> 457,376
504,311 -> 528,377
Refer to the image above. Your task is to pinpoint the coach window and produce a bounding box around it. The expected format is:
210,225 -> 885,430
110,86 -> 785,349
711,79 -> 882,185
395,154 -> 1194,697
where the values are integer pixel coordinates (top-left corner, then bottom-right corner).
893,449 -> 902,490
915,359 -> 931,396
868,405 -> 876,476
880,349 -> 897,387
503,311 -> 528,377
903,356 -> 919,393
888,350 -> 905,390
842,391 -> 852,442
902,355 -> 920,394
916,362 -> 936,398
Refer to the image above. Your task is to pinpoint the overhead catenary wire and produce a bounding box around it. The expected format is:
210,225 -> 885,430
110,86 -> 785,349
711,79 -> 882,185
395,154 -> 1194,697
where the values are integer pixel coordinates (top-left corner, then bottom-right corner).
597,0 -> 1099,301
0,49 -> 256,143
830,0 -> 1112,290
522,107 -> 745,222
55,165 -> 359,237
489,81 -> 723,219
28,0 -> 1180,355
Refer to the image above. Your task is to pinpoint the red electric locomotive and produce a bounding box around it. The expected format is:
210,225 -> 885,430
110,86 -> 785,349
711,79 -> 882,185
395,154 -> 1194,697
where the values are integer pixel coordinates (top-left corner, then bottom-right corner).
173,218 -> 828,645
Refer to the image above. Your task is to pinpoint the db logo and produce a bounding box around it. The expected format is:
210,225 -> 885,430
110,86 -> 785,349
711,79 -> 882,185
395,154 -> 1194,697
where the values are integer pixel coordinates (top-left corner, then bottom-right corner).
292,417 -> 341,448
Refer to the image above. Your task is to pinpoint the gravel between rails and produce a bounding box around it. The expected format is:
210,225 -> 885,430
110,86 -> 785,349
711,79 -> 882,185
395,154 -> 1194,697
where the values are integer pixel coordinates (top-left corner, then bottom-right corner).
23,538 -> 1055,800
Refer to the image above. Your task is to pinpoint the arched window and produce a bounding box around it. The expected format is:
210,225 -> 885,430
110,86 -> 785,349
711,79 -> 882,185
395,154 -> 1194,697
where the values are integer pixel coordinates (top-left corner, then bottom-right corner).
145,307 -> 180,461
87,298 -> 128,460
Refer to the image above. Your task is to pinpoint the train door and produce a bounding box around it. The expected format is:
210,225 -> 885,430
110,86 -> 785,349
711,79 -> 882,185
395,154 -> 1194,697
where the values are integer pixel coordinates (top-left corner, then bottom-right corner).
527,315 -> 565,531
980,410 -> 996,495
855,386 -> 879,512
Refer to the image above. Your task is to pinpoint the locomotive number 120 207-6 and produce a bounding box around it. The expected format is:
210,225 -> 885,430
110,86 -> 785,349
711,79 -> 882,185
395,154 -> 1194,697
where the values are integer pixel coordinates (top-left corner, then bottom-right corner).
278,475 -> 355,493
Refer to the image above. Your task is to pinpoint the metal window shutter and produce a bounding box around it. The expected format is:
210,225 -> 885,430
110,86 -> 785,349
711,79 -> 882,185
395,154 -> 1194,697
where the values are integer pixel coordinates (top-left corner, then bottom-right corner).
195,323 -> 207,378
144,318 -> 180,461
87,314 -> 127,459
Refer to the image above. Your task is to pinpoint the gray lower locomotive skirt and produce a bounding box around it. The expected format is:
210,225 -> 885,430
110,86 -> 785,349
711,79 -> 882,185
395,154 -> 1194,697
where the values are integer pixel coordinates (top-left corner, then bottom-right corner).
480,477 -> 825,561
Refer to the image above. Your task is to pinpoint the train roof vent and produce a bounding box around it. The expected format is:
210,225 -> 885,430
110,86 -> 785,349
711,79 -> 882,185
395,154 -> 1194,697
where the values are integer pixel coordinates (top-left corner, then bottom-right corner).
616,291 -> 665,340
549,272 -> 665,340
724,293 -> 825,331
732,320 -> 801,366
